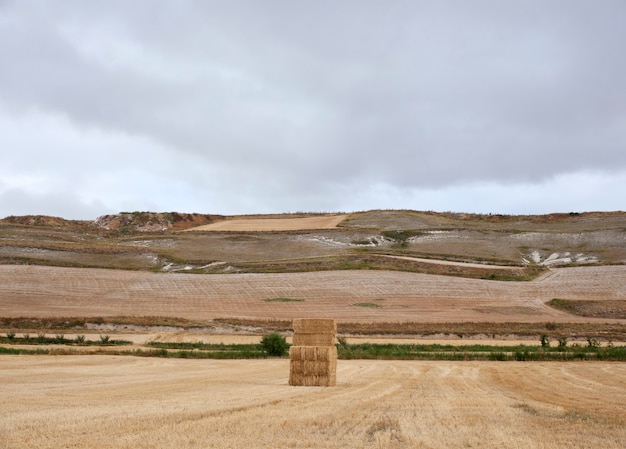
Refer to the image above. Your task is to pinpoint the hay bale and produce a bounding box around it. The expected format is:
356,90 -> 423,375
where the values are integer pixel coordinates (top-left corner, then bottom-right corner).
289,345 -> 337,362
289,346 -> 337,387
289,369 -> 337,387
292,318 -> 337,334
289,371 -> 337,386
289,319 -> 337,387
292,333 -> 336,346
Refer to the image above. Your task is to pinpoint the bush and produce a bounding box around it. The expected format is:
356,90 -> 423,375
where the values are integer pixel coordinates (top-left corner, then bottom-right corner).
260,333 -> 289,357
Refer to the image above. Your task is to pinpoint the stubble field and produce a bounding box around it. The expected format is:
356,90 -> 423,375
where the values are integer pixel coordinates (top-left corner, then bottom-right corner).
2,355 -> 625,449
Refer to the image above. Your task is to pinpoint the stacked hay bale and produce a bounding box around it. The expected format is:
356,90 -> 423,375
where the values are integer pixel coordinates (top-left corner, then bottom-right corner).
289,318 -> 337,387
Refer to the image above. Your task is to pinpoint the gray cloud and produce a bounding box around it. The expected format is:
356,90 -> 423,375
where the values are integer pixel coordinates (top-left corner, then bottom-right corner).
1,0 -> 625,218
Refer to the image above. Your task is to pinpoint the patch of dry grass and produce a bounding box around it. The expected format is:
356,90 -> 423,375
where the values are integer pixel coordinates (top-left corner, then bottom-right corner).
548,299 -> 626,319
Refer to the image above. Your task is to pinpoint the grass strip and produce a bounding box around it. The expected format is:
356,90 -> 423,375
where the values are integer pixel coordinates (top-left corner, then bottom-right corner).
0,336 -> 132,346
4,341 -> 625,361
337,343 -> 626,361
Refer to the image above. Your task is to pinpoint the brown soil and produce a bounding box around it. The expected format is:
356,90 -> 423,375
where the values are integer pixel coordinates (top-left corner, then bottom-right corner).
1,265 -> 624,324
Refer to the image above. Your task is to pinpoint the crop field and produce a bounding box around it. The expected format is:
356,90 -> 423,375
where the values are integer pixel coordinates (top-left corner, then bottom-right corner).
1,264 -> 624,324
185,214 -> 348,231
1,210 -> 625,448
1,355 -> 625,449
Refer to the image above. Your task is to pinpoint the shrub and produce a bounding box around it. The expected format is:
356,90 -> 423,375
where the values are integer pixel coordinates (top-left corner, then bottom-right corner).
6,331 -> 16,340
540,334 -> 549,348
99,334 -> 111,343
75,335 -> 86,344
545,322 -> 557,331
260,333 -> 289,357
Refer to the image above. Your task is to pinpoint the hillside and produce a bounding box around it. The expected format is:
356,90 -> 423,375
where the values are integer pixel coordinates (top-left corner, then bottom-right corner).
0,210 -> 624,277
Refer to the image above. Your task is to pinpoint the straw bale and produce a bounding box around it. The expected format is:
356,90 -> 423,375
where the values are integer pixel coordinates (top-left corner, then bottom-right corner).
289,371 -> 336,387
292,333 -> 336,346
289,319 -> 337,387
289,345 -> 337,386
289,346 -> 337,362
292,318 -> 336,334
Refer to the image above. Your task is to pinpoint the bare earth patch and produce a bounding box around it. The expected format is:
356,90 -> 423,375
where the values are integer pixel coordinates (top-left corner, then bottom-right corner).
1,355 -> 625,449
184,214 -> 348,231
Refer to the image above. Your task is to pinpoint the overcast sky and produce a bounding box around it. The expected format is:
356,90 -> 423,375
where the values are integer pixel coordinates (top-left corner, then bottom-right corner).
1,1 -> 625,219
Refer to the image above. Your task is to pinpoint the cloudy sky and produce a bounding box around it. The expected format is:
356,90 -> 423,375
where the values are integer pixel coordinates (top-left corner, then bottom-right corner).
1,1 -> 625,219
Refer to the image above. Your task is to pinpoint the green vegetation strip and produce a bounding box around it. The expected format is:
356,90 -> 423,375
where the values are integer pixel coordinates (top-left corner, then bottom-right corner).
146,341 -> 267,358
0,335 -> 132,346
3,339 -> 626,361
263,297 -> 304,302
336,343 -> 626,361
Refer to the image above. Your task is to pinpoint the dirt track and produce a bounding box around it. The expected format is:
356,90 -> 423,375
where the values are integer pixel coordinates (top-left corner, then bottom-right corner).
1,355 -> 625,448
1,265 -> 624,323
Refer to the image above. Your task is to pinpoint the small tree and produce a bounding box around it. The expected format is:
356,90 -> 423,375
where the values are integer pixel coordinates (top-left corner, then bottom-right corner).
540,334 -> 549,349
260,333 -> 289,357
587,337 -> 600,348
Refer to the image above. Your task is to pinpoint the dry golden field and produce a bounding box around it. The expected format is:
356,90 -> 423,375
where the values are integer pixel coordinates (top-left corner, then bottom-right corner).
1,355 -> 625,449
185,215 -> 348,231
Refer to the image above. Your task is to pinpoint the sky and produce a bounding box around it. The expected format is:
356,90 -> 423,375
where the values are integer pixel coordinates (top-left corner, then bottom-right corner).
1,0 -> 625,220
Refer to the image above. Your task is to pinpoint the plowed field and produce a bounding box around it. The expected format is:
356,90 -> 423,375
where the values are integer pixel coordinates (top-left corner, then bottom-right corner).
2,356 -> 625,449
1,265 -> 624,323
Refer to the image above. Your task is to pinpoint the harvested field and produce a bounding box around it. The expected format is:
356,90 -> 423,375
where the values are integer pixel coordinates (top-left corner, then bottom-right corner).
1,265 -> 624,324
185,215 -> 347,232
1,355 -> 625,449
